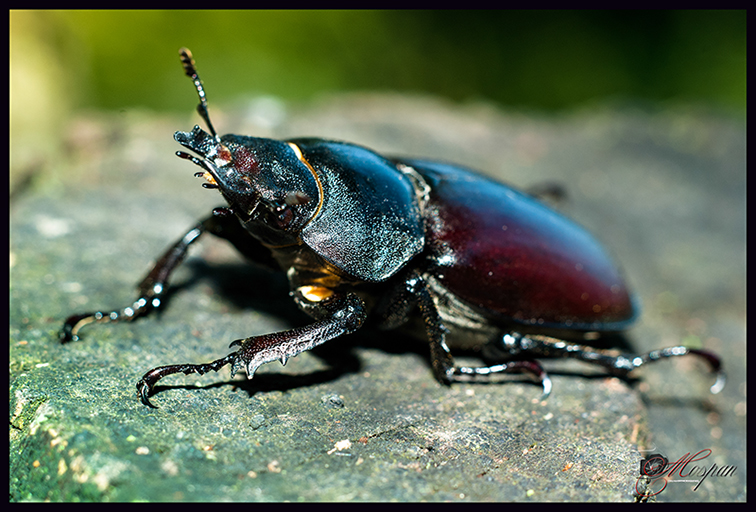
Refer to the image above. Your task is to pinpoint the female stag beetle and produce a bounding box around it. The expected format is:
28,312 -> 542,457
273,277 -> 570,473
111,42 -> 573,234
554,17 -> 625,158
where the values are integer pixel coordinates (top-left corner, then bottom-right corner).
61,48 -> 725,408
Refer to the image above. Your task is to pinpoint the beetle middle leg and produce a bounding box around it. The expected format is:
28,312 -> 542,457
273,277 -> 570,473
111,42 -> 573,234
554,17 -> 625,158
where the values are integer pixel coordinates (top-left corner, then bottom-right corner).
61,212 -> 277,342
380,270 -> 551,394
136,290 -> 367,407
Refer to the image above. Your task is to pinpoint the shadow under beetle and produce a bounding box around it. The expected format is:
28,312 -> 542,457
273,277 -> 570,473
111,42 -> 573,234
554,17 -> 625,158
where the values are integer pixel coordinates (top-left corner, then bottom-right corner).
61,48 -> 725,407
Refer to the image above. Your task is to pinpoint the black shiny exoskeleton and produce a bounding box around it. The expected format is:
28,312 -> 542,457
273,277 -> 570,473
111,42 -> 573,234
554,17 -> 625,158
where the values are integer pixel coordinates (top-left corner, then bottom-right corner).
61,48 -> 724,407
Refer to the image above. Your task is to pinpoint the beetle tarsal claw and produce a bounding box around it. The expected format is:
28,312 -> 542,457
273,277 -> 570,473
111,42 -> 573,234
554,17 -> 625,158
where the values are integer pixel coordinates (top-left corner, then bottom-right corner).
710,371 -> 726,395
136,380 -> 158,409
540,374 -> 553,399
60,313 -> 96,342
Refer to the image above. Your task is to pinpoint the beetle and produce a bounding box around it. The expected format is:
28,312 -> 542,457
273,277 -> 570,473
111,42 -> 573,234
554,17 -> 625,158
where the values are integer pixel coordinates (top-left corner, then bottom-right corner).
61,48 -> 724,408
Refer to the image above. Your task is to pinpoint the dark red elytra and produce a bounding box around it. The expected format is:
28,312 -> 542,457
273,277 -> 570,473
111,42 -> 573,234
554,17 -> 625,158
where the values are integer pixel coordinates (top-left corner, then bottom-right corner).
412,159 -> 634,328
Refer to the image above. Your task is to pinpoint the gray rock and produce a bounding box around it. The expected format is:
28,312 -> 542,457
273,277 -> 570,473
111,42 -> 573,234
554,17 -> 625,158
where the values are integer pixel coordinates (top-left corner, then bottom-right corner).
10,95 -> 744,501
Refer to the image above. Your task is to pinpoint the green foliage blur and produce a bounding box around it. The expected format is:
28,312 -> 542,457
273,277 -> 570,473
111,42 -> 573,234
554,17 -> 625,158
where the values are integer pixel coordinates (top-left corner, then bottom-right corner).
12,10 -> 745,114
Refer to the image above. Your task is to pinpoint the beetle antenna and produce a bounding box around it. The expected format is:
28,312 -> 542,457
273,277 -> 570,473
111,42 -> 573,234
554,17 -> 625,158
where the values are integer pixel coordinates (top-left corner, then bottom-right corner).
179,47 -> 218,140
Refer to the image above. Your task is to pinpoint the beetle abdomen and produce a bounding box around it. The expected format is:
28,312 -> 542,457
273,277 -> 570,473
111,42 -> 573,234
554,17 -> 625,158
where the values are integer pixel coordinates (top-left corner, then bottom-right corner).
403,159 -> 636,331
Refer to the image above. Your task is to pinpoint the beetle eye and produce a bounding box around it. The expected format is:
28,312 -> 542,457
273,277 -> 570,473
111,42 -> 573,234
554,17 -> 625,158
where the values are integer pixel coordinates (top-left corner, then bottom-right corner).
252,199 -> 295,230
276,206 -> 294,227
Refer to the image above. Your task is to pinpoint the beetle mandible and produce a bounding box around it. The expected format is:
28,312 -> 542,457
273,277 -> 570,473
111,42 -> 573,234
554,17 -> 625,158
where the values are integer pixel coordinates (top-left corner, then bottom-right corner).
61,48 -> 725,407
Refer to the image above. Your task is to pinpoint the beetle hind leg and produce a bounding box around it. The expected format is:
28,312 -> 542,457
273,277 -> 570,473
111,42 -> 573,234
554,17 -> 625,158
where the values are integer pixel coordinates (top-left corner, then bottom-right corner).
631,347 -> 725,394
488,332 -> 725,394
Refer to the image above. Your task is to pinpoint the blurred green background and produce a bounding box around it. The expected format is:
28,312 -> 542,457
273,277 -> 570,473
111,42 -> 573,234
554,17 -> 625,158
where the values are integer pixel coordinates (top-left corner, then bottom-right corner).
11,10 -> 745,110
9,10 -> 745,182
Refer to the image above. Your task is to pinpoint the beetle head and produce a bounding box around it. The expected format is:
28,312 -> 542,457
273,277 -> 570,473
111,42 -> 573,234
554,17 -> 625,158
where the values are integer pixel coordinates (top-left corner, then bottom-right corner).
175,126 -> 321,246
174,48 -> 321,245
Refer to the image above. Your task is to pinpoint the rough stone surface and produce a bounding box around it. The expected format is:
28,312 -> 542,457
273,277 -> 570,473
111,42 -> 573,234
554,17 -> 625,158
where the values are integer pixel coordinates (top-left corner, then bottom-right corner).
10,95 -> 745,501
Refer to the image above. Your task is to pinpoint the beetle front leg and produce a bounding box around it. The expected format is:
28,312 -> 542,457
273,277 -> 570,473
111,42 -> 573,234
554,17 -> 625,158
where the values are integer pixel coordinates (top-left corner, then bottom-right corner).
61,212 -> 276,343
60,223 -> 206,342
136,290 -> 366,407
490,332 -> 726,394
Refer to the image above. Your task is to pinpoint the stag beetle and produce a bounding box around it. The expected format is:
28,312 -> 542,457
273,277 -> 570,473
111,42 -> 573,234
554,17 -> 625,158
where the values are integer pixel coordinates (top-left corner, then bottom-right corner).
61,48 -> 724,407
